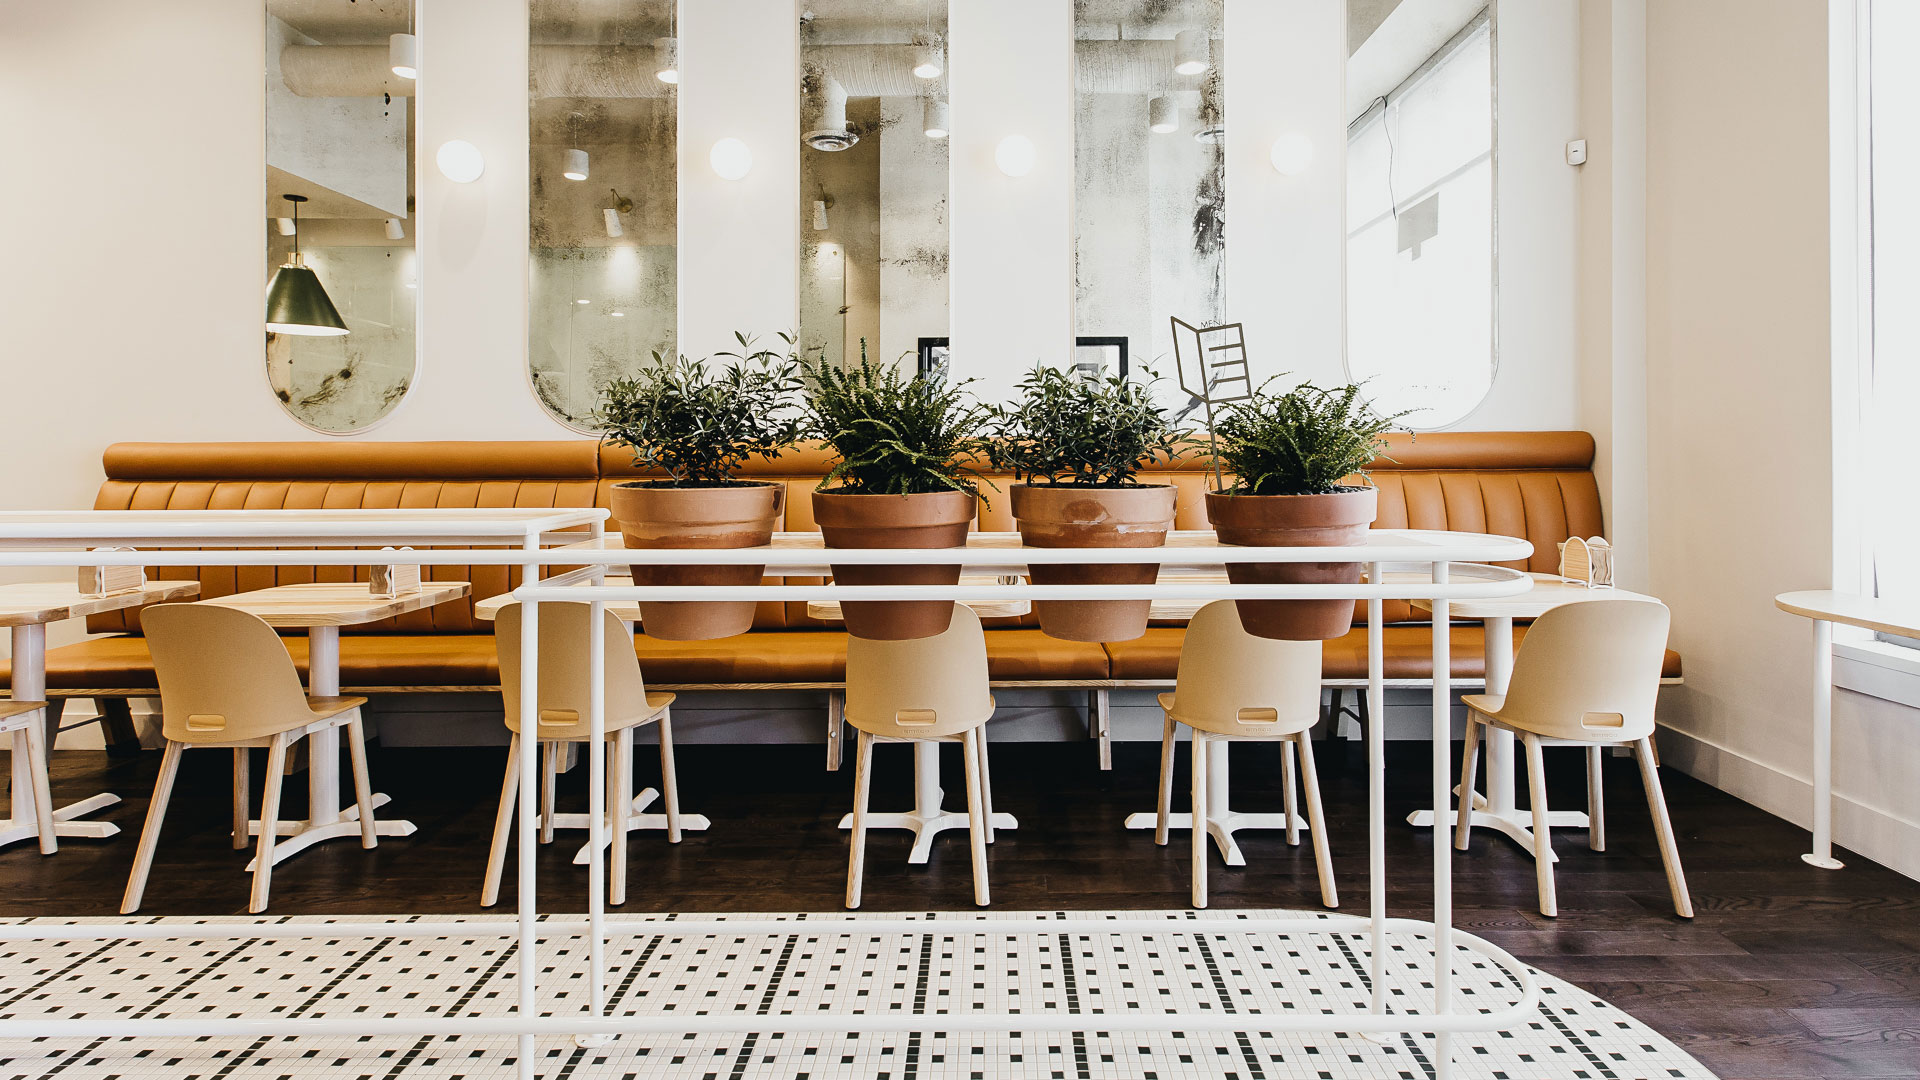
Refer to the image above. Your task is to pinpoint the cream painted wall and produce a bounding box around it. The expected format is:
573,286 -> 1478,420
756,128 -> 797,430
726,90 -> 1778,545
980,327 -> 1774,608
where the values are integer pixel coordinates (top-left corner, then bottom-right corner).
1645,0 -> 1920,879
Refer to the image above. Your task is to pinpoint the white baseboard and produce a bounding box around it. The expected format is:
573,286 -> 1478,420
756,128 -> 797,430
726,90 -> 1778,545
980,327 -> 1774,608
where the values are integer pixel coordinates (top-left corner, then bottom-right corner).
1658,724 -> 1920,882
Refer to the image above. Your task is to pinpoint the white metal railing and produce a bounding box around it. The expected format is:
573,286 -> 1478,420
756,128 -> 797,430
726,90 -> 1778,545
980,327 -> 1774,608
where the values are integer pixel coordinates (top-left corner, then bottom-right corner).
0,521 -> 1536,1080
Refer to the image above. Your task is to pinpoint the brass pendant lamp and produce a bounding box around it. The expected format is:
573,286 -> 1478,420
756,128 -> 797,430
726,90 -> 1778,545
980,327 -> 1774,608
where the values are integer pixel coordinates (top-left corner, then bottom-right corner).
265,194 -> 349,336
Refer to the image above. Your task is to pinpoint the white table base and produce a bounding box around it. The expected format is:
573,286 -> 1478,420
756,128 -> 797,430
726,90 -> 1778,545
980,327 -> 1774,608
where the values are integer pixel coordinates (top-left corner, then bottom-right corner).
1802,618 -> 1844,868
1123,740 -> 1311,865
2,623 -> 120,850
243,626 -> 414,860
837,741 -> 1018,864
555,789 -> 713,864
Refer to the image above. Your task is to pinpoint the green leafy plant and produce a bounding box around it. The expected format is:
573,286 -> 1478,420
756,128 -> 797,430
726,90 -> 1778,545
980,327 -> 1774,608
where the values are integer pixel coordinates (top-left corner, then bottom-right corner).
799,346 -> 992,495
987,366 -> 1188,486
595,332 -> 803,487
1211,378 -> 1409,496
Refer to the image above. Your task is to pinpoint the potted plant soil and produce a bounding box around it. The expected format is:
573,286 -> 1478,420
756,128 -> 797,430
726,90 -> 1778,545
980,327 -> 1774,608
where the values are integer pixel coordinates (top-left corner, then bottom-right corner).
1205,380 -> 1406,641
800,348 -> 992,641
988,365 -> 1187,642
598,335 -> 802,640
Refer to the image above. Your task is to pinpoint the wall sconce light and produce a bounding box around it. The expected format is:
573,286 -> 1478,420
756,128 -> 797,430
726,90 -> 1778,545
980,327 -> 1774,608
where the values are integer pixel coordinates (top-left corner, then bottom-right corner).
655,37 -> 679,84
1173,29 -> 1209,75
388,33 -> 418,80
436,140 -> 485,183
1148,95 -> 1177,134
384,218 -> 406,240
711,137 -> 753,181
603,208 -> 624,238
1269,133 -> 1314,176
923,98 -> 950,139
813,197 -> 832,231
563,148 -> 590,181
995,134 -> 1036,177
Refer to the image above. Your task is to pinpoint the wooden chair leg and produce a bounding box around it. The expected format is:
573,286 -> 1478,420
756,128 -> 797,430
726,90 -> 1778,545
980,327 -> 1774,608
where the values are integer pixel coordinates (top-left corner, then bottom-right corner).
845,730 -> 873,910
231,748 -> 251,850
1295,731 -> 1338,908
1455,718 -> 1482,852
250,734 -> 291,914
1636,736 -> 1693,918
1523,733 -> 1556,917
540,741 -> 559,844
612,729 -> 632,906
1586,745 -> 1607,852
1154,713 -> 1176,846
481,735 -> 521,907
976,722 -> 995,844
963,730 -> 990,907
657,707 -> 683,844
346,714 -> 378,849
1282,738 -> 1301,846
121,740 -> 183,913
1191,733 -> 1209,910
20,721 -> 57,855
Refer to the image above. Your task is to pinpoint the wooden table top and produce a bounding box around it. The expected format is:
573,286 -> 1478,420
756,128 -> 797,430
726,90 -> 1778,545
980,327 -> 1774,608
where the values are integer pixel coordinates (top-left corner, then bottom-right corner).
1409,571 -> 1658,620
469,576 -> 1032,623
196,582 -> 470,627
1776,590 -> 1920,638
0,579 -> 200,628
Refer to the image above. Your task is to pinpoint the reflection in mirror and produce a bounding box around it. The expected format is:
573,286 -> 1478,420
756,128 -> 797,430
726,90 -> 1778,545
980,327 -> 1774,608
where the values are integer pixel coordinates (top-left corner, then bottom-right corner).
265,0 -> 418,434
1073,0 -> 1224,416
798,1 -> 950,370
528,0 -> 677,431
1346,1 -> 1494,429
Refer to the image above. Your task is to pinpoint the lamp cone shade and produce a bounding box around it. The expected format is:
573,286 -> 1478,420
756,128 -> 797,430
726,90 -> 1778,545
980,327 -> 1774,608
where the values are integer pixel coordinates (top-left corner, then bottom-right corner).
265,263 -> 349,336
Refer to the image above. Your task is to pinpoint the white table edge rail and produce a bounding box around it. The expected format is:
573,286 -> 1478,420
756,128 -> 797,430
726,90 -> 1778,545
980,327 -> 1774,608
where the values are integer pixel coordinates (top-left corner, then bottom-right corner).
0,531 -> 1529,1080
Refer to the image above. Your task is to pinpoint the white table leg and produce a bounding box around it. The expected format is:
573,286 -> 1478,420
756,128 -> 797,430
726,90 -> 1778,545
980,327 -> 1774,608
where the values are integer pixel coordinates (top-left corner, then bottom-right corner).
244,625 -> 414,868
1125,737 -> 1312,864
0,622 -> 120,851
1408,615 -> 1583,859
1803,618 -> 1843,869
838,739 -> 1017,864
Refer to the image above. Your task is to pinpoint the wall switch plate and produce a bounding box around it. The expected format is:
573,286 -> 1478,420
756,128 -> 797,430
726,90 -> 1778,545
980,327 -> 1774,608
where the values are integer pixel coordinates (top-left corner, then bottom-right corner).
1566,139 -> 1588,166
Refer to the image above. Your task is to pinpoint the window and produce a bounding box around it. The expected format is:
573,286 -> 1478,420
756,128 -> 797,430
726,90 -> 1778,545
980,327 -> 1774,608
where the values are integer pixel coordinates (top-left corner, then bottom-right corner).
1345,10 -> 1494,430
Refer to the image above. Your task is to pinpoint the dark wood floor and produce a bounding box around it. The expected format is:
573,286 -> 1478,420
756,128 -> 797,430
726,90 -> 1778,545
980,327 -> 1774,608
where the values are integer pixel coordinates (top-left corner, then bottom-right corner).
3,738 -> 1916,1079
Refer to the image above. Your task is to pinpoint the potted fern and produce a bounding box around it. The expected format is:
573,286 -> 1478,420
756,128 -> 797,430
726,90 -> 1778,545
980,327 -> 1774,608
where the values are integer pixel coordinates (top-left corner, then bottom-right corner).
988,365 -> 1187,642
1206,379 -> 1406,640
800,348 -> 991,640
598,335 -> 802,640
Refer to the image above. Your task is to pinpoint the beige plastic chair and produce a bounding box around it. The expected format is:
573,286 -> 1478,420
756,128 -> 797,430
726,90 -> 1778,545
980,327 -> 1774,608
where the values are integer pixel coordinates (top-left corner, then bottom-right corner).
1156,601 -> 1335,910
843,604 -> 996,909
1,701 -> 56,854
1455,598 -> 1691,918
486,601 -> 679,907
123,604 -> 377,914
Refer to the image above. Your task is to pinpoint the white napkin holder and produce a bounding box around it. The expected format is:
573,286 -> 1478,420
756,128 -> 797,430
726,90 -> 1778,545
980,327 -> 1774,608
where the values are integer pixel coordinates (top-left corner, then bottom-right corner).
1557,536 -> 1614,588
78,548 -> 145,596
370,547 -> 422,598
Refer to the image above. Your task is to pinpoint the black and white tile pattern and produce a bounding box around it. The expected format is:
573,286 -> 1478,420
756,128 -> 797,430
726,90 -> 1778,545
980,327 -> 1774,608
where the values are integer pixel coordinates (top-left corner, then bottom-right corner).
0,911 -> 1716,1079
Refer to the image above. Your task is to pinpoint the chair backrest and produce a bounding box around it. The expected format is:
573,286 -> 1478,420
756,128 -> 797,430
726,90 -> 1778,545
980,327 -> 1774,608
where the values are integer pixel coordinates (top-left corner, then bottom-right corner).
1168,601 -> 1323,737
495,601 -> 652,739
141,603 -> 322,744
844,604 -> 995,739
1494,599 -> 1671,742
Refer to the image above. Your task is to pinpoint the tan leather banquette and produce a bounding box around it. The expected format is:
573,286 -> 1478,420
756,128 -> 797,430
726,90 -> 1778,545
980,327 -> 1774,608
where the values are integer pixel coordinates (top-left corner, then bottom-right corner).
0,432 -> 1678,701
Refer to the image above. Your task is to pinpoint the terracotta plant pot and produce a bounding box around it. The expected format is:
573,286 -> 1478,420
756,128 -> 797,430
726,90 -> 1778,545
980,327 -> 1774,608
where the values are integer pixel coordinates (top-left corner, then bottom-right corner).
608,481 -> 784,641
1205,486 -> 1379,641
813,489 -> 975,640
1010,483 -> 1176,643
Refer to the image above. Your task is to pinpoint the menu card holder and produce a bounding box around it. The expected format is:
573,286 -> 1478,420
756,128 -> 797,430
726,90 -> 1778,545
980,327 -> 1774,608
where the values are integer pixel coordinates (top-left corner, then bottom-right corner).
370,547 -> 422,599
78,548 -> 145,596
1557,536 -> 1614,589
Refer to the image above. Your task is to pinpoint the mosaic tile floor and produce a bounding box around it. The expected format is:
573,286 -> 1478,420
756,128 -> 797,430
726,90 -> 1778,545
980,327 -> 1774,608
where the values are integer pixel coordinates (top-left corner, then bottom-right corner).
0,911 -> 1715,1080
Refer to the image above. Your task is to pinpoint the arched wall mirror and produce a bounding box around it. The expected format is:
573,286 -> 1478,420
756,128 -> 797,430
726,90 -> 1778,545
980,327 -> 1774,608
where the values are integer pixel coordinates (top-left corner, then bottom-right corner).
264,0 -> 419,435
1345,0 -> 1496,430
797,1 -> 951,371
527,0 -> 679,432
1073,0 -> 1225,415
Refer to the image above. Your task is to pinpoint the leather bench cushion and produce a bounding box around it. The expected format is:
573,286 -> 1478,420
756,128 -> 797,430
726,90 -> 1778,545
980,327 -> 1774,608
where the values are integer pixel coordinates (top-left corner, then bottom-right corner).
1104,625 -> 1683,682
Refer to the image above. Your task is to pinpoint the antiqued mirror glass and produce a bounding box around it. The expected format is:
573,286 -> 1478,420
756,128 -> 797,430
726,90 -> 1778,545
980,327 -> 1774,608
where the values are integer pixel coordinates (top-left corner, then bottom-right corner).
265,0 -> 419,434
528,0 -> 678,431
1073,0 -> 1225,414
797,0 -> 950,369
1346,1 -> 1496,429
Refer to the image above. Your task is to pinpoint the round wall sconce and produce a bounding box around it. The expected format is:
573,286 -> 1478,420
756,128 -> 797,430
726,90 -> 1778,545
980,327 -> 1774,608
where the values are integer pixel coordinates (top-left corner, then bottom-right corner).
710,137 -> 753,181
1173,29 -> 1210,75
1269,133 -> 1315,176
388,33 -> 418,80
563,148 -> 590,181
923,98 -> 950,139
995,134 -> 1036,178
436,139 -> 485,183
1148,95 -> 1177,134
